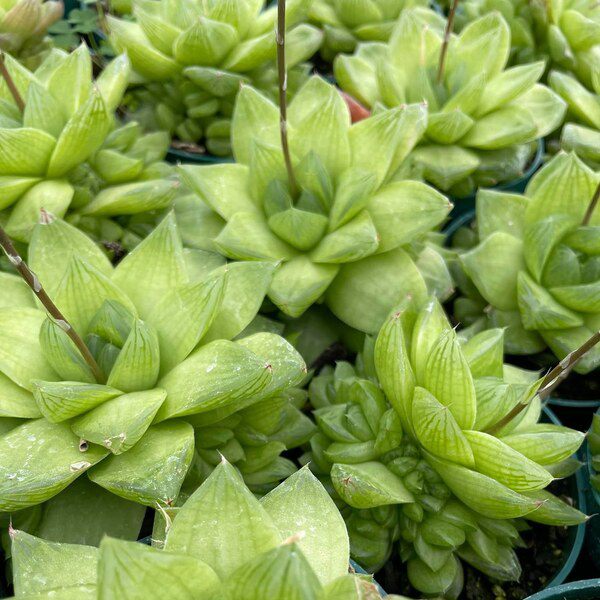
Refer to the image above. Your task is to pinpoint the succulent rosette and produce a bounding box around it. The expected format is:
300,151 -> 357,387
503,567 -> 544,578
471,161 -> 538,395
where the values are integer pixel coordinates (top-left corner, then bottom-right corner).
107,0 -> 323,156
5,462 -> 392,600
448,0 -> 600,87
308,0 -> 429,63
307,298 -> 587,598
334,9 -> 567,196
179,76 -> 453,335
0,210 -> 308,543
459,151 -> 600,374
0,45 -> 177,252
0,0 -> 63,69
549,70 -> 600,168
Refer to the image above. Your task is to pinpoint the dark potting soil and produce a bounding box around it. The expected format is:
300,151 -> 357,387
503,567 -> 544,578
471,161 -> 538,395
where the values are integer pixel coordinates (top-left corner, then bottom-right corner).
377,480 -> 576,600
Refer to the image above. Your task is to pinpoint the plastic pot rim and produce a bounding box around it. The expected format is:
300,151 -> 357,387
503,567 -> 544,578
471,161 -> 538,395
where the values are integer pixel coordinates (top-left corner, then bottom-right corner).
523,578 -> 600,600
542,406 -> 587,589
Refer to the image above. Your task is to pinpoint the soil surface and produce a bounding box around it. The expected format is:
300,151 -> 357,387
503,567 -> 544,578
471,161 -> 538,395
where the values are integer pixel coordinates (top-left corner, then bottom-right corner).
377,480 -> 578,600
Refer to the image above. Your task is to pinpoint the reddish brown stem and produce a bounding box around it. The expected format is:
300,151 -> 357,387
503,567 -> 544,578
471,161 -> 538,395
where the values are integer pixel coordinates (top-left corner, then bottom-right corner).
276,0 -> 298,198
437,0 -> 459,83
0,53 -> 24,113
582,181 -> 600,226
486,329 -> 600,435
0,225 -> 105,384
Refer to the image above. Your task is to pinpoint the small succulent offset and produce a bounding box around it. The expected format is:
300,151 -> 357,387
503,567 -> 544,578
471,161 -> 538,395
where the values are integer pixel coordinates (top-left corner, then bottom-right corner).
308,0 -> 428,63
180,75 -> 453,335
0,0 -> 63,69
5,461 -> 391,600
549,69 -> 600,169
335,9 -> 567,197
308,298 -> 587,598
108,0 -> 323,156
459,151 -> 600,374
0,212 -> 307,529
0,45 -> 175,250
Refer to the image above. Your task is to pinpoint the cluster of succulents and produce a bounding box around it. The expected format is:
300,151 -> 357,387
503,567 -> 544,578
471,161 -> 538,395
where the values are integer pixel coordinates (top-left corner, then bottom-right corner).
307,298 -> 586,598
0,211 -> 307,525
5,462 -> 393,600
0,0 -> 596,598
335,9 -> 567,197
455,151 -> 600,374
448,0 -> 600,88
308,0 -> 429,62
0,0 -> 63,68
0,45 -> 177,261
108,0 -> 323,156
180,75 -> 453,334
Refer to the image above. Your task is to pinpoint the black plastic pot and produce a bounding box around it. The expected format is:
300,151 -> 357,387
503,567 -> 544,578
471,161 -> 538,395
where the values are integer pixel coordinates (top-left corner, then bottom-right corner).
524,579 -> 600,600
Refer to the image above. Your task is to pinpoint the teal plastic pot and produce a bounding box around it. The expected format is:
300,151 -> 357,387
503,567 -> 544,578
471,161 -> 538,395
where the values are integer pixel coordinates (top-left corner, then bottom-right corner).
547,396 -> 600,411
166,147 -> 234,165
540,406 -> 587,589
524,579 -> 600,600
585,429 -> 600,571
449,138 -> 545,222
351,560 -> 386,596
443,207 -> 475,240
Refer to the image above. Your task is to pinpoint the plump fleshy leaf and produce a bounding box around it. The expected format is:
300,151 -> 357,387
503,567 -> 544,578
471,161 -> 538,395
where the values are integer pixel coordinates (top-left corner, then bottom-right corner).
46,88 -> 112,178
97,537 -> 220,600
326,247 -> 427,333
29,217 -> 112,297
88,422 -> 194,506
217,542 -> 322,600
0,419 -> 107,511
32,380 -> 121,423
462,431 -> 552,492
113,212 -> 187,319
156,339 -> 272,420
461,232 -> 525,311
330,461 -> 414,509
412,386 -> 475,466
71,389 -> 166,454
0,308 -> 58,390
12,530 -> 98,596
105,319 -> 160,392
367,181 -> 451,252
261,466 -> 349,585
425,451 -> 542,519
35,476 -> 145,546
165,459 -> 281,577
422,329 -> 477,429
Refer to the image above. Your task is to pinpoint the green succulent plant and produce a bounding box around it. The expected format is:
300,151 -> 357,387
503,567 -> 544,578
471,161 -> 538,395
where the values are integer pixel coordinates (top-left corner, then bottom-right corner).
458,151 -> 600,374
307,297 -> 587,598
334,9 -> 567,197
447,0 -> 600,89
308,0 -> 429,63
0,0 -> 63,68
549,69 -> 600,168
0,45 -> 177,254
4,461 -> 394,600
179,75 -> 453,335
0,210 -> 308,543
107,0 -> 323,156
